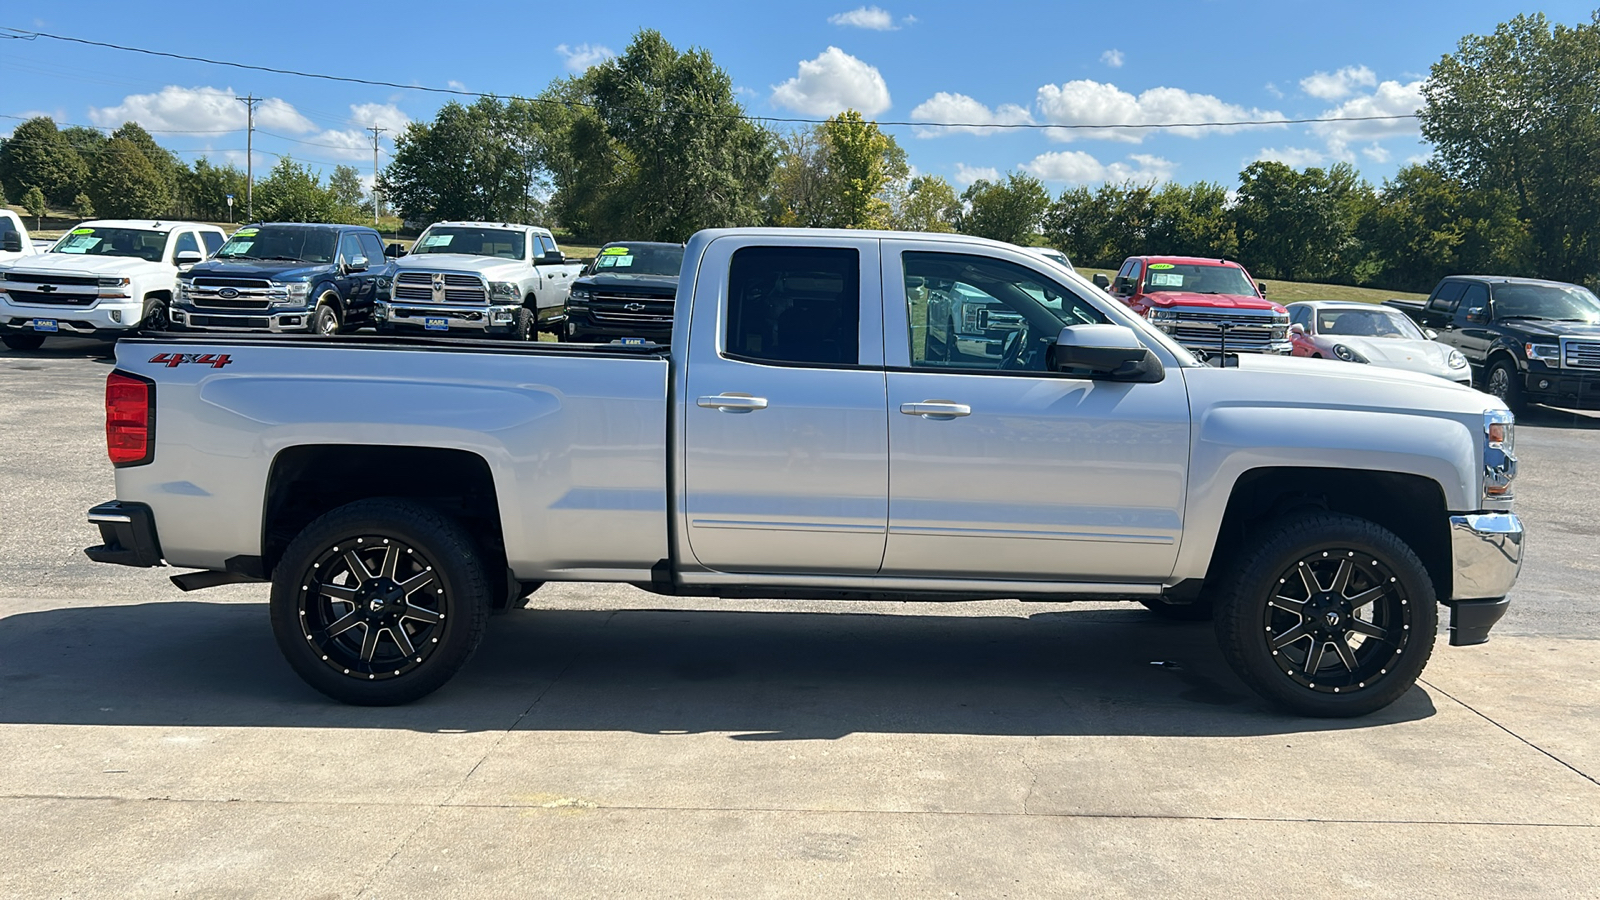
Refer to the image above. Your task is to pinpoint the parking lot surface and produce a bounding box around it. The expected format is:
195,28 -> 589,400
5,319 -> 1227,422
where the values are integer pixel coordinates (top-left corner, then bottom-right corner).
2,338 -> 1597,898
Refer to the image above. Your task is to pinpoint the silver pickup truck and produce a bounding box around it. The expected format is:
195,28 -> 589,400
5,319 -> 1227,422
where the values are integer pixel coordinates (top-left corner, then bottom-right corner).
84,229 -> 1523,717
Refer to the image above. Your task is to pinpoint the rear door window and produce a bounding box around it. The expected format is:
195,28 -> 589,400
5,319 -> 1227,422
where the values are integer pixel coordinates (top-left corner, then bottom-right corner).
1429,281 -> 1467,313
200,231 -> 224,255
725,246 -> 860,366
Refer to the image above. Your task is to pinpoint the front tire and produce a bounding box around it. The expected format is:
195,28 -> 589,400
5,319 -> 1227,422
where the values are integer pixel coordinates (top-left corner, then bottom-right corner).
140,297 -> 170,331
514,306 -> 536,341
269,498 -> 492,705
1485,359 -> 1528,416
1214,512 -> 1436,717
2,333 -> 47,351
313,300 -> 341,336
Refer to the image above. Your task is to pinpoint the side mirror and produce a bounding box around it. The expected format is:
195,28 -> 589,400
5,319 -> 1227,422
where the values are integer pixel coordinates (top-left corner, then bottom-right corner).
346,256 -> 369,273
1092,273 -> 1111,289
1049,324 -> 1164,383
0,232 -> 21,253
1465,307 -> 1487,324
175,250 -> 204,265
542,249 -> 565,263
384,242 -> 406,258
1289,323 -> 1306,335
1425,328 -> 1439,340
1257,282 -> 1268,296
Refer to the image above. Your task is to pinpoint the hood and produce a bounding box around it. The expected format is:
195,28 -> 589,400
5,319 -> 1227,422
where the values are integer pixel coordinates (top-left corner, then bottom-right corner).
577,271 -> 679,292
1324,336 -> 1460,377
187,259 -> 334,282
395,254 -> 522,277
1495,319 -> 1600,340
3,254 -> 167,277
1145,291 -> 1282,312
1226,352 -> 1485,405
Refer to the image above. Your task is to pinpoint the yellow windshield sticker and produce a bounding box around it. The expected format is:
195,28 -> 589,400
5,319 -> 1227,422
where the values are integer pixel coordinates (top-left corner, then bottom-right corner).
70,227 -> 95,235
233,227 -> 259,237
601,247 -> 630,255
1148,263 -> 1175,270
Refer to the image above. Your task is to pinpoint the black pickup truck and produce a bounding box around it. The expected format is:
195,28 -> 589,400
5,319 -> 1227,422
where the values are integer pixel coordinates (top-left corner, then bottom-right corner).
561,241 -> 683,343
1388,275 -> 1600,413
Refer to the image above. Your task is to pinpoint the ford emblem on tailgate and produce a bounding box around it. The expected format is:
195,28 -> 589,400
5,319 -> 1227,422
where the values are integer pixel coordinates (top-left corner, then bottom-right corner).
218,287 -> 240,299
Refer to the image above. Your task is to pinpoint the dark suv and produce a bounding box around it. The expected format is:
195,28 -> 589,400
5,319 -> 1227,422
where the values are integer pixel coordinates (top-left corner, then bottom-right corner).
562,241 -> 684,343
173,223 -> 397,334
1389,276 -> 1600,413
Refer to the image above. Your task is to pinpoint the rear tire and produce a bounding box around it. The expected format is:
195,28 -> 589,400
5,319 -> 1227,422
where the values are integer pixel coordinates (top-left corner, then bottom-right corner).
269,498 -> 492,705
1214,511 -> 1436,718
2,333 -> 47,351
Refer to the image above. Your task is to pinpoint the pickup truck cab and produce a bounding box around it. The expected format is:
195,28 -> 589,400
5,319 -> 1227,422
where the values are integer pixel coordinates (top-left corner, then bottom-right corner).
1388,276 -> 1600,414
0,209 -> 41,268
0,219 -> 226,351
1094,256 -> 1290,357
173,223 -> 396,335
564,241 -> 684,343
377,222 -> 580,340
85,228 -> 1523,717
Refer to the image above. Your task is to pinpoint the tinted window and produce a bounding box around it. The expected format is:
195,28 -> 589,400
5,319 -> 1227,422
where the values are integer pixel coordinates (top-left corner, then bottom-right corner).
1291,305 -> 1313,330
358,233 -> 386,266
338,232 -> 364,264
1491,283 -> 1600,323
1459,283 -> 1489,318
592,244 -> 684,276
174,231 -> 200,257
1429,281 -> 1467,312
726,246 -> 859,366
216,226 -> 337,264
200,231 -> 224,254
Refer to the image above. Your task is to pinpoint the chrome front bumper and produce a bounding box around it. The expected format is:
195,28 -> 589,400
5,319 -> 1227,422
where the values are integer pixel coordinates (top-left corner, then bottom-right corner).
1446,512 -> 1524,646
171,306 -> 314,333
375,300 -> 516,332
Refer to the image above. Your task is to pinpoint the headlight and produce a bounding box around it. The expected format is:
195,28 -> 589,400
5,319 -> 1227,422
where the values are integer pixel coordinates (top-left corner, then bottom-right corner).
99,276 -> 132,299
268,281 -> 312,306
489,281 -> 520,299
99,276 -> 131,288
1483,409 -> 1516,499
1524,342 -> 1560,362
1448,349 -> 1468,369
1333,344 -> 1369,363
569,287 -> 593,304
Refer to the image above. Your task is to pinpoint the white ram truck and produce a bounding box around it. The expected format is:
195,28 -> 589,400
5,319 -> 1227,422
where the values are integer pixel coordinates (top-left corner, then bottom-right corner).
0,219 -> 226,351
0,208 -> 42,268
84,228 -> 1524,717
376,221 -> 581,340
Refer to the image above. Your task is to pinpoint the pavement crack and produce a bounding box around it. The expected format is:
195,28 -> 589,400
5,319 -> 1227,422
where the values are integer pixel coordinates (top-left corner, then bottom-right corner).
1421,677 -> 1600,789
1018,737 -> 1040,816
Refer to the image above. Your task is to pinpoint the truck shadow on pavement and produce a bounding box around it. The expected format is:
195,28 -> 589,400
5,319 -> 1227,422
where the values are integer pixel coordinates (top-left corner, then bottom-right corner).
0,601 -> 1436,738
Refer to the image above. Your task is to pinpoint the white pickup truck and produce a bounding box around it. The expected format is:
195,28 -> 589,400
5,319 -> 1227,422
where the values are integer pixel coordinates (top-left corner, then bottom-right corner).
84,228 -> 1524,717
376,221 -> 581,340
0,208 -> 42,269
0,219 -> 227,351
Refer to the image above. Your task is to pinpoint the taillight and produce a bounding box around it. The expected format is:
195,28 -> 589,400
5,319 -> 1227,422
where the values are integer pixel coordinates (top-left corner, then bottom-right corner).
106,371 -> 155,467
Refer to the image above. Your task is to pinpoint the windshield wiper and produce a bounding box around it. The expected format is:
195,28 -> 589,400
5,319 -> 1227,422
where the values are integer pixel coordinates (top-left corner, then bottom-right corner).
258,256 -> 305,262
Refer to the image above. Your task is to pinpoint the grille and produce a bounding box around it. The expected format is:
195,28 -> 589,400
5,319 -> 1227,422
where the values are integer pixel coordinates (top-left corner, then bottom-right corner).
5,272 -> 97,287
3,286 -> 97,306
590,293 -> 675,324
188,314 -> 271,329
1564,339 -> 1600,369
1160,307 -> 1286,352
189,277 -> 275,311
395,271 -> 487,304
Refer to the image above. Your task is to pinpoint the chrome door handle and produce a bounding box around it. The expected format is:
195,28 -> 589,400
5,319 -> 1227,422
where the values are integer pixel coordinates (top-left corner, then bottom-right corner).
697,394 -> 768,412
900,400 -> 971,419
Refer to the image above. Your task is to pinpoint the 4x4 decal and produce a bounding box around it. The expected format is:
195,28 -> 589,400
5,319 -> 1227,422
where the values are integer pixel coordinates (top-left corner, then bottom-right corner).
149,352 -> 234,369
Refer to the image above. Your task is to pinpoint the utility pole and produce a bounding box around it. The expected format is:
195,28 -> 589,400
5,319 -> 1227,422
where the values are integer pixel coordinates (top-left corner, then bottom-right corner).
235,95 -> 261,221
365,125 -> 387,227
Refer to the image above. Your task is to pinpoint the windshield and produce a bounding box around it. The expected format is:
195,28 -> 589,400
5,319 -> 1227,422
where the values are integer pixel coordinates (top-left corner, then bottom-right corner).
1494,284 -> 1600,323
1317,308 -> 1425,339
591,244 -> 684,277
216,226 -> 337,264
52,227 -> 169,261
1142,263 -> 1257,297
411,226 -> 525,260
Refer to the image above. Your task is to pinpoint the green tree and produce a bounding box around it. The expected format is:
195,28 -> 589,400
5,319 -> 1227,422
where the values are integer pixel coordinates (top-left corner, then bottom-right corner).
181,158 -> 249,222
87,138 -> 171,218
60,126 -> 108,161
327,165 -> 368,220
72,192 -> 95,219
381,96 -> 537,225
957,172 -> 1051,245
22,185 -> 47,229
1146,181 -> 1239,261
1421,12 -> 1600,282
766,129 -> 828,227
894,175 -> 960,233
254,157 -> 339,222
0,117 -> 88,205
1233,161 -> 1375,283
1043,182 -> 1157,268
107,122 -> 185,213
817,111 -> 906,228
1360,163 -> 1531,291
539,30 -> 776,240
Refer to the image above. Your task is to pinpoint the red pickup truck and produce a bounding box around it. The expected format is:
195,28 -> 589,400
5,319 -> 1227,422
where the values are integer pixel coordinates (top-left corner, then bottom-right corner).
1094,256 -> 1290,357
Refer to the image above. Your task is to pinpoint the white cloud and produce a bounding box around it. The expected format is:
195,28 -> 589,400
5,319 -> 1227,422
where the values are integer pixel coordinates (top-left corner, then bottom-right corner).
1311,79 -> 1423,143
1035,80 -> 1282,143
349,103 -> 409,134
301,129 -> 374,162
555,43 -> 615,72
1360,143 -> 1392,164
1300,65 -> 1377,101
953,163 -> 1000,186
89,86 -> 315,134
1022,151 -> 1175,185
1253,146 -> 1329,168
1100,49 -> 1124,68
447,80 -> 468,92
771,47 -> 891,117
909,92 -> 1033,137
829,6 -> 897,30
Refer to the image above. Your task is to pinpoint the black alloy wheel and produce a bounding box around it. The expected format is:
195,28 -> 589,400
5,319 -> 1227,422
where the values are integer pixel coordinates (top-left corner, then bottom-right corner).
2,333 -> 47,351
140,297 -> 170,331
1215,512 -> 1436,717
270,498 -> 491,705
1485,360 -> 1527,416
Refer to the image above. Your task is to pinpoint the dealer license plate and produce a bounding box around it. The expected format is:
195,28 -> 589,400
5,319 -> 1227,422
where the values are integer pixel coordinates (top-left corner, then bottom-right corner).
423,317 -> 448,331
32,319 -> 58,333
617,337 -> 647,345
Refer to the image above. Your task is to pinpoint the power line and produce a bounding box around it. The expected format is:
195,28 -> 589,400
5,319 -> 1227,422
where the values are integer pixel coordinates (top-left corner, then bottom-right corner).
0,25 -> 1425,132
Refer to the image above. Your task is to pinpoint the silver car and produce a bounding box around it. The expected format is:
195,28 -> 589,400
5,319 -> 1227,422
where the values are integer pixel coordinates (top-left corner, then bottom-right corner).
1288,301 -> 1472,384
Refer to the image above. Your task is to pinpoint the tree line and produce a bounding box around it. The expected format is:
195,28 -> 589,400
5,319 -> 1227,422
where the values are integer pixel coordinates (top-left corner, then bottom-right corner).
0,118 -> 373,226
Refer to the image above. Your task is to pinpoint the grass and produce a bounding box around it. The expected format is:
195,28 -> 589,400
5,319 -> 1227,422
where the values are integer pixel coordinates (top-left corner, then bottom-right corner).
1076,267 -> 1427,305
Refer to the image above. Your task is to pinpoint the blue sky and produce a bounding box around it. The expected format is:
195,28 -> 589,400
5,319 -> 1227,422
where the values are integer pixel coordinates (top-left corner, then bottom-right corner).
4,2 -> 1596,197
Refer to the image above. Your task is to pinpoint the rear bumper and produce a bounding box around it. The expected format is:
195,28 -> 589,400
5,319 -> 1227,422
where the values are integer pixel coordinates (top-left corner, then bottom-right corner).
1445,512 -> 1523,646
375,300 -> 517,334
84,500 -> 164,568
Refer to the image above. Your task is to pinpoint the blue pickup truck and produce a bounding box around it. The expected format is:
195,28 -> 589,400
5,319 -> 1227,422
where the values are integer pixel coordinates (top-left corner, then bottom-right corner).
172,223 -> 396,334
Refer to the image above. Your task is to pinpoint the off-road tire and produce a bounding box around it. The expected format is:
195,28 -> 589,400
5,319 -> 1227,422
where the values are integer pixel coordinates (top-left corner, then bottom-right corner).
269,498 -> 492,705
515,306 -> 536,341
1214,511 -> 1436,717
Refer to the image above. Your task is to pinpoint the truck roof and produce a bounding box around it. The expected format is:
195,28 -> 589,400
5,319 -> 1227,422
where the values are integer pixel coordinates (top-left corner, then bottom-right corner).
1131,255 -> 1248,268
75,219 -> 226,232
428,221 -> 553,235
236,222 -> 379,233
1440,274 -> 1587,289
